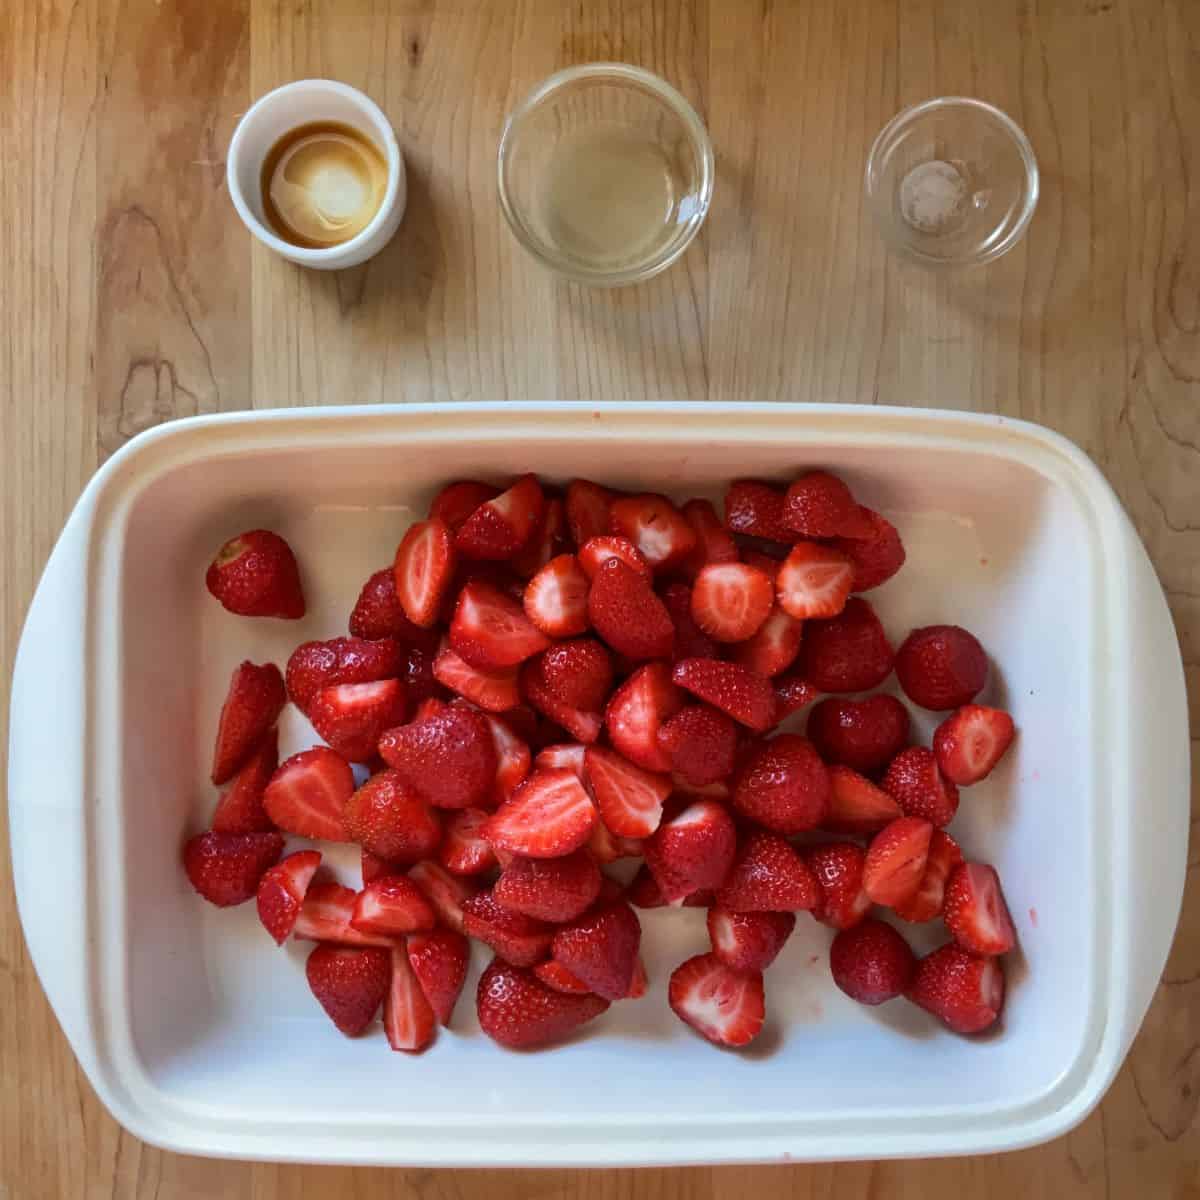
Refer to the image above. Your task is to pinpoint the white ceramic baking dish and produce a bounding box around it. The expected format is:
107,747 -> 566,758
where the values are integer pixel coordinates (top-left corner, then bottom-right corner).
8,403 -> 1190,1166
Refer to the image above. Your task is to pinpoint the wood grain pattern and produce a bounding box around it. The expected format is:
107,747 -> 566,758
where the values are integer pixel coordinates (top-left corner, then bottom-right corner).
1,0 -> 1197,1196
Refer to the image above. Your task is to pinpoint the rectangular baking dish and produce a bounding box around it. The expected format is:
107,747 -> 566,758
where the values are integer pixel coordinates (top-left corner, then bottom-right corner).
8,403 -> 1189,1166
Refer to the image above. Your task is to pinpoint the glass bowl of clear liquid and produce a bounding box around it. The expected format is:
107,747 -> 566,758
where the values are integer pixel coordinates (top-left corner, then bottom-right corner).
498,63 -> 714,287
865,97 -> 1038,267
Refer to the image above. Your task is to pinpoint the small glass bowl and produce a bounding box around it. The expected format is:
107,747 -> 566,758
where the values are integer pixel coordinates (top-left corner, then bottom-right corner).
498,63 -> 714,287
865,97 -> 1038,267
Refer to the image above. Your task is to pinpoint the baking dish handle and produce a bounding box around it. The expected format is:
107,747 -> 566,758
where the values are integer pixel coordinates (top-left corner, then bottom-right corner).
1116,516 -> 1191,1057
7,505 -> 101,1079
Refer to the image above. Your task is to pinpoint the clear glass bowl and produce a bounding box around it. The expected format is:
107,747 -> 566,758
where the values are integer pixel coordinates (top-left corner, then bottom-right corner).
498,63 -> 714,287
865,97 -> 1038,267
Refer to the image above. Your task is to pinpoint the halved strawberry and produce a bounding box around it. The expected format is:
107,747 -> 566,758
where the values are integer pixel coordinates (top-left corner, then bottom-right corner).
512,495 -> 566,579
587,557 -> 675,660
183,830 -> 285,907
724,480 -> 793,543
306,944 -> 391,1036
943,863 -> 1016,956
772,674 -> 820,721
680,498 -> 739,578
520,640 -> 613,744
378,702 -> 496,809
659,581 -> 719,661
477,957 -> 610,1049
534,959 -> 593,994
429,480 -> 500,532
450,580 -> 551,671
893,829 -> 963,923
256,849 -> 322,944
393,518 -> 456,628
823,765 -> 904,835
707,907 -> 796,972
669,952 -> 765,1048
733,603 -> 803,677
609,494 -> 698,573
432,641 -> 521,712
351,875 -> 438,936
798,597 -> 894,693
895,624 -> 988,711
524,554 -> 590,638
343,770 -> 442,862
535,742 -> 588,779
605,662 -> 685,772
577,534 -> 652,582
780,470 -> 867,539
586,820 -> 643,864
349,567 -> 431,643
476,710 -> 531,806
807,694 -> 910,773
205,529 -> 305,619
455,474 -> 545,560
831,507 -> 906,591
286,636 -> 406,713
362,849 -> 394,885
384,943 -> 437,1052
907,943 -> 1005,1034
552,902 -> 641,1000
933,705 -> 1016,785
776,542 -> 854,621
585,746 -> 671,839
830,918 -> 916,1005
407,928 -> 470,1026
565,479 -> 617,548
211,728 -> 279,833
494,849 -> 602,923
644,799 -> 737,903
625,863 -> 714,909
863,817 -> 933,908
732,734 -> 830,833
881,747 -> 960,827
716,830 -> 819,912
483,768 -> 597,859
408,860 -> 477,933
656,704 -> 738,787
438,807 -> 497,875
462,889 -> 555,967
308,678 -> 408,762
293,882 -> 396,947
672,658 -> 776,732
804,841 -> 871,930
210,661 -> 286,785
262,747 -> 354,841
690,562 -> 774,643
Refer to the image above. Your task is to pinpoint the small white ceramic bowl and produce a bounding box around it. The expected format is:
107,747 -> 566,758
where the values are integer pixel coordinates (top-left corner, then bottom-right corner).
226,79 -> 406,270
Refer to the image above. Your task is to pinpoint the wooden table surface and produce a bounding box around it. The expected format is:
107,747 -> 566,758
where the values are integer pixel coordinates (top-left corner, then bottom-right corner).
3,0 -> 1199,1196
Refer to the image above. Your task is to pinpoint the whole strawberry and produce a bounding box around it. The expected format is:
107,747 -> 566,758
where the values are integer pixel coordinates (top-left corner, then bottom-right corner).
895,624 -> 988,711
732,734 -> 831,833
806,694 -> 910,775
830,918 -> 916,1005
477,958 -> 609,1049
797,598 -> 894,693
206,529 -> 305,618
305,945 -> 391,1036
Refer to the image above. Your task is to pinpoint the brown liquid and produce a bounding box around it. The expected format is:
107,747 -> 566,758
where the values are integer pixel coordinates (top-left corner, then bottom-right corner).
260,121 -> 388,249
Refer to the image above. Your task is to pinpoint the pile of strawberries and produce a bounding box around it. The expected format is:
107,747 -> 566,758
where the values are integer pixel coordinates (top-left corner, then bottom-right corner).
186,469 -> 1017,1053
